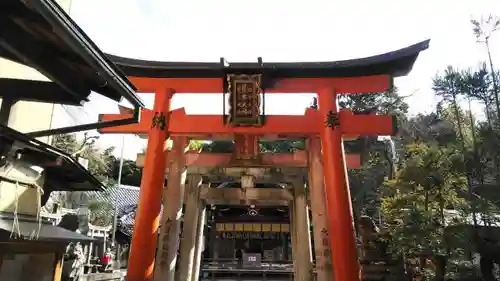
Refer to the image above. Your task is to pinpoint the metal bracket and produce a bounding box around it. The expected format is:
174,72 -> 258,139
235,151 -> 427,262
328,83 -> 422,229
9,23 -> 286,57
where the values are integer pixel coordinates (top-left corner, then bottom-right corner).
25,107 -> 141,138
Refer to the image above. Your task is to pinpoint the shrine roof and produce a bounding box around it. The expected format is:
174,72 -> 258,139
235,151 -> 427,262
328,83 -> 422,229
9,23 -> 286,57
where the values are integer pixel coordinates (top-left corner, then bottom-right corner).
0,0 -> 143,107
0,213 -> 96,243
0,125 -> 105,192
108,40 -> 430,79
87,184 -> 143,239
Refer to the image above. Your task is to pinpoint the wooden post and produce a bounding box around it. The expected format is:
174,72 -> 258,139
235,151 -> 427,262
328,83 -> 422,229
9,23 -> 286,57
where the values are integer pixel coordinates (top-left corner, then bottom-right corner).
52,252 -> 64,281
87,230 -> 94,264
191,201 -> 206,281
126,89 -> 173,281
288,175 -> 313,281
318,88 -> 361,281
307,137 -> 333,281
289,198 -> 299,279
154,136 -> 188,281
0,254 -> 4,276
178,174 -> 203,281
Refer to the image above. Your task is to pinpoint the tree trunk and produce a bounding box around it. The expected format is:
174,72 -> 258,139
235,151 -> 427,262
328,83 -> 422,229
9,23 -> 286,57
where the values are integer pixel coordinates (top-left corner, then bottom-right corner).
434,254 -> 447,281
467,97 -> 481,182
424,191 -> 429,212
485,39 -> 500,120
452,92 -> 478,227
485,103 -> 493,129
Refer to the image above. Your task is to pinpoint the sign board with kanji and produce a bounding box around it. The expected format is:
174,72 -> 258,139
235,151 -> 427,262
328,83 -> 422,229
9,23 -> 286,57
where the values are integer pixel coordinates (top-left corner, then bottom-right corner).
226,74 -> 262,126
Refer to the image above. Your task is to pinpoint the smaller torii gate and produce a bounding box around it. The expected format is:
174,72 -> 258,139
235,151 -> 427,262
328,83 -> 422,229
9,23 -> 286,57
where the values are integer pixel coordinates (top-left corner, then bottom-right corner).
131,140 -> 362,281
100,39 -> 429,281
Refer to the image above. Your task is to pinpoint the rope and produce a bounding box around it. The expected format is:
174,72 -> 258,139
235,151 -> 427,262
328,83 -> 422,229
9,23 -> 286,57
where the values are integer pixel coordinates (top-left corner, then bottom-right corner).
0,164 -> 44,240
10,182 -> 21,239
29,184 -> 44,240
7,181 -> 44,240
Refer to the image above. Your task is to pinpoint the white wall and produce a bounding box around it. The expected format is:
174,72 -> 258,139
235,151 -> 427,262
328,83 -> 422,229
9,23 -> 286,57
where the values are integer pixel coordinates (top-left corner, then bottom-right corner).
0,0 -> 74,143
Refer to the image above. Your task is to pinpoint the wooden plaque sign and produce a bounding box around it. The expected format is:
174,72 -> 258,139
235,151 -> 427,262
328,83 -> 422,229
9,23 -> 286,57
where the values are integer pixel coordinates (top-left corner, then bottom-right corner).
226,74 -> 262,126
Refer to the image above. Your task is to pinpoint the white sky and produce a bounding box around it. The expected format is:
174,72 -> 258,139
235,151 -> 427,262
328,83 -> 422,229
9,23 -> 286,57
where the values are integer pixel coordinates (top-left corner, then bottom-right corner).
66,0 -> 500,159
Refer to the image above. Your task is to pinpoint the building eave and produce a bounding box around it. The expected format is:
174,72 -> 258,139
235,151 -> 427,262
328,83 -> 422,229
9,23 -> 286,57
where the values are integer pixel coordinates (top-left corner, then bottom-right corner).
0,0 -> 144,108
0,125 -> 105,192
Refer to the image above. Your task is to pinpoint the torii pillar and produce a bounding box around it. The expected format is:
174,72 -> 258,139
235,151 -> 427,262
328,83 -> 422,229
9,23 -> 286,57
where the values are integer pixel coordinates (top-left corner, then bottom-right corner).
307,137 -> 333,281
154,136 -> 188,281
127,89 -> 173,281
191,199 -> 206,281
177,174 -> 203,281
319,87 -> 361,281
288,173 -> 313,281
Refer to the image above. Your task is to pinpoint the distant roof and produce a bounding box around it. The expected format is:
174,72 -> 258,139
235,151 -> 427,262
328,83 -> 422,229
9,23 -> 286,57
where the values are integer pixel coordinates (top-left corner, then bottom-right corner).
89,184 -> 140,219
0,125 -> 104,192
108,40 -> 430,79
89,183 -> 289,238
0,213 -> 96,243
88,184 -> 141,237
0,0 -> 143,107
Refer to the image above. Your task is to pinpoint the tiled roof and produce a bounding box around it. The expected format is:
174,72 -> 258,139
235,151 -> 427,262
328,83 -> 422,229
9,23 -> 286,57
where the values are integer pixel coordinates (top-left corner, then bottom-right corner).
87,184 -> 143,237
87,182 -> 292,238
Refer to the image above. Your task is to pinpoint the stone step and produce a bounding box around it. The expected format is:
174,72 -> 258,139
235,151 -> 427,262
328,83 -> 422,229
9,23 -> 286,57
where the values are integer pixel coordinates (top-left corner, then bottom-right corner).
80,272 -> 123,281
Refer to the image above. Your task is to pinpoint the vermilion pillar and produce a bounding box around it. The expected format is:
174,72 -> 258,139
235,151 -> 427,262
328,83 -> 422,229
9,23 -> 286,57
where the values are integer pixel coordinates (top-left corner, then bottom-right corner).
318,88 -> 361,281
307,137 -> 333,281
127,89 -> 173,281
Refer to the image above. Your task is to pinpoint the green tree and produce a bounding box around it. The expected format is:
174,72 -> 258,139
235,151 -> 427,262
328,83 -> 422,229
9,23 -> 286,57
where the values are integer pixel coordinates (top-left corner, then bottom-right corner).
433,67 -> 468,146
381,143 -> 469,281
398,112 -> 457,146
460,64 -> 493,127
52,133 -> 115,185
471,15 -> 500,118
87,200 -> 115,227
110,158 -> 143,187
189,140 -> 205,150
51,133 -> 120,226
378,64 -> 500,279
339,88 -> 410,218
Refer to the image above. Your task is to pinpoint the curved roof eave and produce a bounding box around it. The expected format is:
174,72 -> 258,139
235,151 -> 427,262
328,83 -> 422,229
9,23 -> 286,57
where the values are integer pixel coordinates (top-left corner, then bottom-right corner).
0,125 -> 105,192
107,39 -> 430,79
0,0 -> 144,108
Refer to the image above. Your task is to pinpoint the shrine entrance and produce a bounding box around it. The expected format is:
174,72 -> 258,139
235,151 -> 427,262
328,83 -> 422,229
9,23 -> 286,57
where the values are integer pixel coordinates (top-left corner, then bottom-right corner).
100,39 -> 429,281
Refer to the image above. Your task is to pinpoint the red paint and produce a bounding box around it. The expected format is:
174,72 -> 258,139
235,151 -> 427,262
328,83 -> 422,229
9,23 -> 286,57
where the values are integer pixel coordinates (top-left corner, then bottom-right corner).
98,108 -> 393,137
109,75 -> 395,281
135,150 -> 361,169
126,89 -> 173,281
319,88 -> 361,281
128,75 -> 391,94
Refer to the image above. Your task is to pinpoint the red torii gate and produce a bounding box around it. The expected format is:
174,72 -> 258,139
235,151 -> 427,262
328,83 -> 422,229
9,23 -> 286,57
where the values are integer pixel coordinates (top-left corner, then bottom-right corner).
100,39 -> 429,281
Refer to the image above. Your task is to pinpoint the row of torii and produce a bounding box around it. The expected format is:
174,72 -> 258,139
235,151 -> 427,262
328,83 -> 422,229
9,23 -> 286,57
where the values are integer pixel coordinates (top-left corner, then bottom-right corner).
101,78 -> 391,281
99,39 -> 428,281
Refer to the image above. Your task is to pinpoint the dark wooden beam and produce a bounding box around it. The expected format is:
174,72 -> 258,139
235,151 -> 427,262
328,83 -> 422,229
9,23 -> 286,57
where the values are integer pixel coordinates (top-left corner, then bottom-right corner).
0,97 -> 16,126
0,18 -> 90,103
0,78 -> 83,105
200,187 -> 292,206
